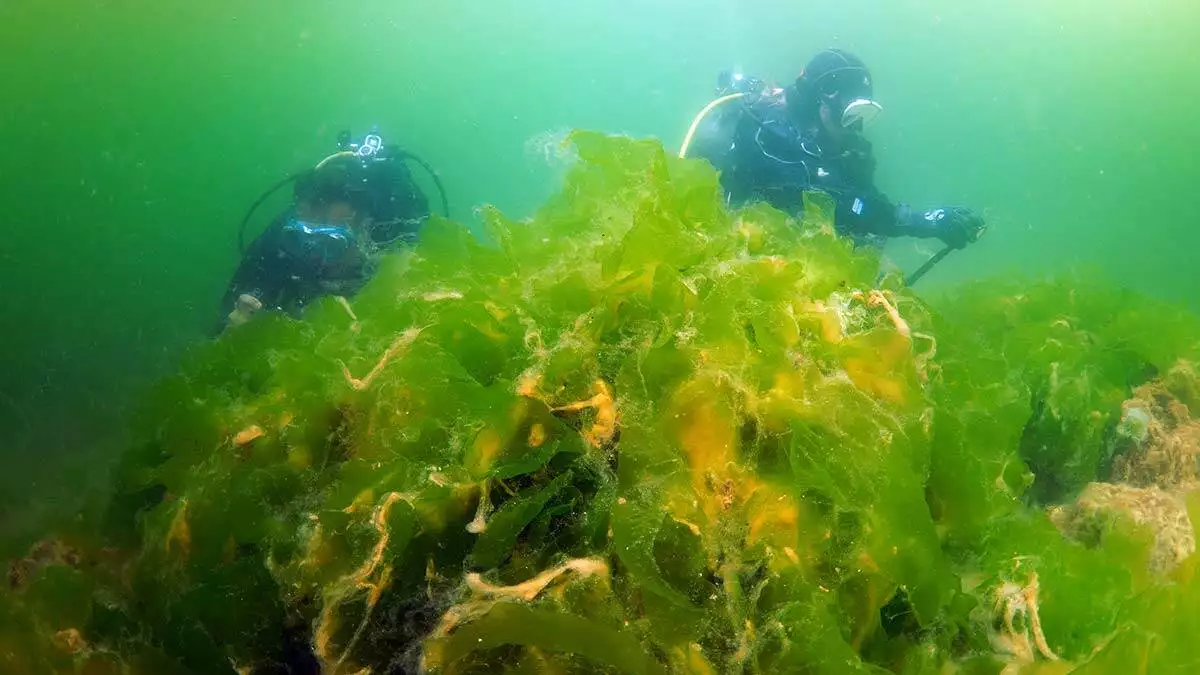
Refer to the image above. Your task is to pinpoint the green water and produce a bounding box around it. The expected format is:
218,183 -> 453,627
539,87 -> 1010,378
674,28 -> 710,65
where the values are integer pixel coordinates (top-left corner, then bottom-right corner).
1,0 -> 1197,533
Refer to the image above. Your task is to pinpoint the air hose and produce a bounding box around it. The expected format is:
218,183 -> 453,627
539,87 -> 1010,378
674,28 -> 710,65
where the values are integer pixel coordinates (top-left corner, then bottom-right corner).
678,92 -> 745,158
314,150 -> 357,170
236,172 -> 306,253
395,150 -> 451,222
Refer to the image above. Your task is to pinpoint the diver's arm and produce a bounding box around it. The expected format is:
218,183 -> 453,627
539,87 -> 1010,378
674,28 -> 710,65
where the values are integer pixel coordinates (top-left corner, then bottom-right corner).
217,219 -> 292,329
832,188 -> 983,249
889,204 -> 985,248
831,138 -> 984,246
216,257 -> 270,333
222,257 -> 269,314
223,237 -> 274,306
829,189 -> 901,238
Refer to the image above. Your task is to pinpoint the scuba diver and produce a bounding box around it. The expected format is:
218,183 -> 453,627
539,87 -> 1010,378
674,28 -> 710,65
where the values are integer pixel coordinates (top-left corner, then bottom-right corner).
222,129 -> 449,328
679,49 -> 985,275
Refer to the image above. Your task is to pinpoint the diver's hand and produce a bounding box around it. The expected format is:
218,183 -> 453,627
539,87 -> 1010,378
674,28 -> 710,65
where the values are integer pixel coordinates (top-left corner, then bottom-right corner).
227,294 -> 263,327
922,207 -> 985,249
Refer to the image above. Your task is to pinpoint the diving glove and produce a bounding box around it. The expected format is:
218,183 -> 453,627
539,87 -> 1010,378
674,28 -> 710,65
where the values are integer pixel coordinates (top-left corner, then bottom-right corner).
900,206 -> 985,249
227,294 -> 263,327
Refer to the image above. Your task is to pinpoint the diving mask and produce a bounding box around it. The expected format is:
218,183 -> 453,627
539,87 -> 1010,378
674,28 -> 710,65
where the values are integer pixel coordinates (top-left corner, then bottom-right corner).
280,217 -> 363,274
815,66 -> 882,130
841,98 -> 883,129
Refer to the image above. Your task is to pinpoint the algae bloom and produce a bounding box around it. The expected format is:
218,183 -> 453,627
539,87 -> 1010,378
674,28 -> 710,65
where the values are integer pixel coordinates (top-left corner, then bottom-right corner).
2,133 -> 1199,674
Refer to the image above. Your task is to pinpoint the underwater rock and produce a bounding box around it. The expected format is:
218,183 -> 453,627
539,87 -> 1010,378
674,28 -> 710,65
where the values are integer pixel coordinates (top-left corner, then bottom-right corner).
1050,482 -> 1195,574
1112,360 -> 1200,489
1048,365 -> 1200,576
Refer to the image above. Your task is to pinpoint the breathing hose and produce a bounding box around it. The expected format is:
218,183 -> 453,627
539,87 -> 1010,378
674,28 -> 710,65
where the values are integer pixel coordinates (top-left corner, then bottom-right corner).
396,150 -> 451,222
314,150 -> 357,170
678,92 -> 745,158
236,172 -> 306,253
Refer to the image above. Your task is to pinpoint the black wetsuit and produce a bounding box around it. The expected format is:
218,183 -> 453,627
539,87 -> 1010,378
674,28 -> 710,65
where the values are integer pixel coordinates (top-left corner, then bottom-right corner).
221,158 -> 430,322
690,84 -> 932,246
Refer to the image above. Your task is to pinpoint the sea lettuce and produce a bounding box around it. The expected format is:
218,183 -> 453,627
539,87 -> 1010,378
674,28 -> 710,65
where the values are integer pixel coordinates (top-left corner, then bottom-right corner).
2,132 -> 1198,674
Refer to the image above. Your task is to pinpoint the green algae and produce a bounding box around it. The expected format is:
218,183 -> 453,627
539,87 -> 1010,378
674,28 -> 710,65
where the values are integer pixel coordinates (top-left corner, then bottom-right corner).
2,132 -> 1199,674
